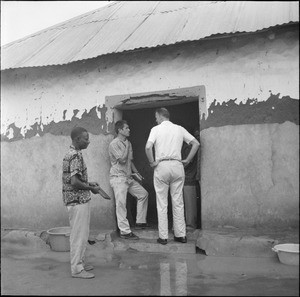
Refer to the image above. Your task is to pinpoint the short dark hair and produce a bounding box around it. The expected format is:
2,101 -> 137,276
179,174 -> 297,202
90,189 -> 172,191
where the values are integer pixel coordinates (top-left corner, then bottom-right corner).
115,120 -> 128,134
155,107 -> 170,119
71,127 -> 87,140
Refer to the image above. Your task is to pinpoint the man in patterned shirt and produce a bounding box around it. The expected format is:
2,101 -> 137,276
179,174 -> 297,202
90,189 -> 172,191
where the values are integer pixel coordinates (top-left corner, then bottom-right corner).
109,120 -> 149,240
63,126 -> 107,279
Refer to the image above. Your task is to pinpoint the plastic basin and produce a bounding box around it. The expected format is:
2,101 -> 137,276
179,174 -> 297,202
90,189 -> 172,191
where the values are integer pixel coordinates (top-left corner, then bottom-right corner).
47,226 -> 70,252
272,243 -> 299,266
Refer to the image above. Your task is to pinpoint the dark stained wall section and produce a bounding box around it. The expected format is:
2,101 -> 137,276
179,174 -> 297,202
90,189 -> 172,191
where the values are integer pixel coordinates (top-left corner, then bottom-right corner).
200,93 -> 299,130
1,93 -> 299,142
1,106 -> 110,142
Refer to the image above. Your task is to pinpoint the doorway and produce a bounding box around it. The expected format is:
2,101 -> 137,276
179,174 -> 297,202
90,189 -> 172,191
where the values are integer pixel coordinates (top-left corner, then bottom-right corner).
105,86 -> 206,230
121,101 -> 200,227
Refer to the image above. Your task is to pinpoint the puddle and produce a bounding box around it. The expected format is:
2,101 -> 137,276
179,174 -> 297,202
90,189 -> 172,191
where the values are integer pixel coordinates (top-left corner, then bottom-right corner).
1,234 -> 299,296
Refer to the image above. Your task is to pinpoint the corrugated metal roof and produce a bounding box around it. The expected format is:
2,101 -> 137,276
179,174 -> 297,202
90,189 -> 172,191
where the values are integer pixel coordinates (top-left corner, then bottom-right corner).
1,1 -> 299,70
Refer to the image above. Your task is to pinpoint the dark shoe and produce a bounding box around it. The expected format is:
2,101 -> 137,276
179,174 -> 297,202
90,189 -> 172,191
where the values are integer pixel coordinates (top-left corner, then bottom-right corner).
135,223 -> 150,229
174,236 -> 187,243
120,232 -> 139,240
157,238 -> 168,245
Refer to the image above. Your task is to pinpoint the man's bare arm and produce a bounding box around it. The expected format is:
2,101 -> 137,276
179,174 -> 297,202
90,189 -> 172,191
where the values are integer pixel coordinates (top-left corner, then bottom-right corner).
181,139 -> 200,167
145,141 -> 159,168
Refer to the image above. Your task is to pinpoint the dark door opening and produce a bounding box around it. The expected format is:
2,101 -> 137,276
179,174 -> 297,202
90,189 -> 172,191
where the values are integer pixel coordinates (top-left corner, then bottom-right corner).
122,101 -> 201,229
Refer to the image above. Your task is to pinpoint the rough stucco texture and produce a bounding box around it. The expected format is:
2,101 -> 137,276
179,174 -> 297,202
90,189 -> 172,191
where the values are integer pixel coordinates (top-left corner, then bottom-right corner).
1,121 -> 298,229
200,121 -> 299,228
200,93 -> 299,130
1,133 -> 116,230
1,27 -> 299,229
1,28 -> 298,140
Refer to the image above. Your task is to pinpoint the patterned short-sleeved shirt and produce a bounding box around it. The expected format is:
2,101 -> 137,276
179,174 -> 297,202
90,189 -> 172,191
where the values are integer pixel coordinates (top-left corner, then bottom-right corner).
62,145 -> 91,206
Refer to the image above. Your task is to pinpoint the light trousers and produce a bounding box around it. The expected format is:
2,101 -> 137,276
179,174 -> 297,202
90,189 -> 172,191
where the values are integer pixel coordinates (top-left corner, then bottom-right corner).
110,177 -> 148,235
67,201 -> 91,275
183,185 -> 198,229
154,161 -> 186,239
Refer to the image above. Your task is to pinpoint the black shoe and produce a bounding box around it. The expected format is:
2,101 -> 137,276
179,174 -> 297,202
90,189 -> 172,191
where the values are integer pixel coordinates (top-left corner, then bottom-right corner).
120,232 -> 139,240
157,238 -> 168,245
174,236 -> 187,243
135,223 -> 150,229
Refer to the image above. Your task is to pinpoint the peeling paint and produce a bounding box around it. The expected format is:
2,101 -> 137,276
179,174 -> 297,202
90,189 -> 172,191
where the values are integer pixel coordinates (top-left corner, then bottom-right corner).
62,110 -> 67,120
2,92 -> 298,142
1,106 -> 109,142
1,123 -> 22,142
1,28 -> 298,142
200,93 -> 299,130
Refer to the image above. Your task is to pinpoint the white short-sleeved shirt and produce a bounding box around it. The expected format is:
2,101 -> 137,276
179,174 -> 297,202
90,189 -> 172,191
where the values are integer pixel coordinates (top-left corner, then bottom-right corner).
147,120 -> 195,161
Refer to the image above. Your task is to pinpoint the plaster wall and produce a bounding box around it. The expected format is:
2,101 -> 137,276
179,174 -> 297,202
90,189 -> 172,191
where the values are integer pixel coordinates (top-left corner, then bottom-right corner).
1,133 -> 116,230
1,27 -> 299,229
1,27 -> 298,140
201,121 -> 299,228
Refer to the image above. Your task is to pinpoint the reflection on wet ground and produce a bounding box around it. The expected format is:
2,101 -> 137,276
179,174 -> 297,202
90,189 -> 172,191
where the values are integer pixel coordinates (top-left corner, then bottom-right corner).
86,249 -> 299,296
1,240 -> 299,296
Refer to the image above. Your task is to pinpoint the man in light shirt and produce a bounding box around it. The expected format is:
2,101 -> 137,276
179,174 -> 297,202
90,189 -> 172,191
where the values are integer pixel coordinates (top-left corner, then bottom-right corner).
109,120 -> 149,240
145,107 -> 200,245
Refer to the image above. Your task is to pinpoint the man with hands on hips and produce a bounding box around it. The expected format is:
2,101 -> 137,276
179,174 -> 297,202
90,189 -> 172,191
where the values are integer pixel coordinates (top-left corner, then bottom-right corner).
145,108 -> 199,245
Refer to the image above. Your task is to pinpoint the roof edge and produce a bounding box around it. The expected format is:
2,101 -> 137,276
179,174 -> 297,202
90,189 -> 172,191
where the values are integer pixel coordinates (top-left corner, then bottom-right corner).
1,18 -> 298,71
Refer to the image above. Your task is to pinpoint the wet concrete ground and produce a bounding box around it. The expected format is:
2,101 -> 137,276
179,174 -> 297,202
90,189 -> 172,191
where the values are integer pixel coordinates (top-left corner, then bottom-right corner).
1,230 -> 299,296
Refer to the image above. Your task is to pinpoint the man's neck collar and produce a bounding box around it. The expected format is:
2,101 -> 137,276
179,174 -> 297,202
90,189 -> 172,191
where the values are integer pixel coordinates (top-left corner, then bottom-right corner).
117,134 -> 127,142
71,143 -> 81,150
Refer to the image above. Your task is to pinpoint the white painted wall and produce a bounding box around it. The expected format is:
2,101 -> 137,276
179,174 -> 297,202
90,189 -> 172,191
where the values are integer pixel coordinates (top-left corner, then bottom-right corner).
1,28 -> 298,139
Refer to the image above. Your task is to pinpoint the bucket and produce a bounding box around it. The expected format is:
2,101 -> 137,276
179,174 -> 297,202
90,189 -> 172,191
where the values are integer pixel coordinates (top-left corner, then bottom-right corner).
272,243 -> 299,266
47,226 -> 71,252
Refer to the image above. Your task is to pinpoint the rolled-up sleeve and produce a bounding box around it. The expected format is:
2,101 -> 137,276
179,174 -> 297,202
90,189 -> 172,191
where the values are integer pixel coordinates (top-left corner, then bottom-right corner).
147,128 -> 156,144
182,127 -> 195,144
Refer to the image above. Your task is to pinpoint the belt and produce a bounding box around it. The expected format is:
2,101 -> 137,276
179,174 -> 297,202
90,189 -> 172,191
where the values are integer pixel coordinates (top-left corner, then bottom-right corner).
159,158 -> 181,162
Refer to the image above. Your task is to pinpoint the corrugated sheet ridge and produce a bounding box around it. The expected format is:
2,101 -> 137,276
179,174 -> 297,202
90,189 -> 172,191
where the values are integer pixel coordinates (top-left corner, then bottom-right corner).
1,1 -> 299,70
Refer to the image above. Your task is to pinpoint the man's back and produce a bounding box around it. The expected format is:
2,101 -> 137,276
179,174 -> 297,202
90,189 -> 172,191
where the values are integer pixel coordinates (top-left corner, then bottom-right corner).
148,121 -> 194,161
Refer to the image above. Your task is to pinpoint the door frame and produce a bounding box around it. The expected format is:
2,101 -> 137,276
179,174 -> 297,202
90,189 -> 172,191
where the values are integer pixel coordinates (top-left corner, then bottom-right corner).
105,85 -> 206,228
105,85 -> 207,123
